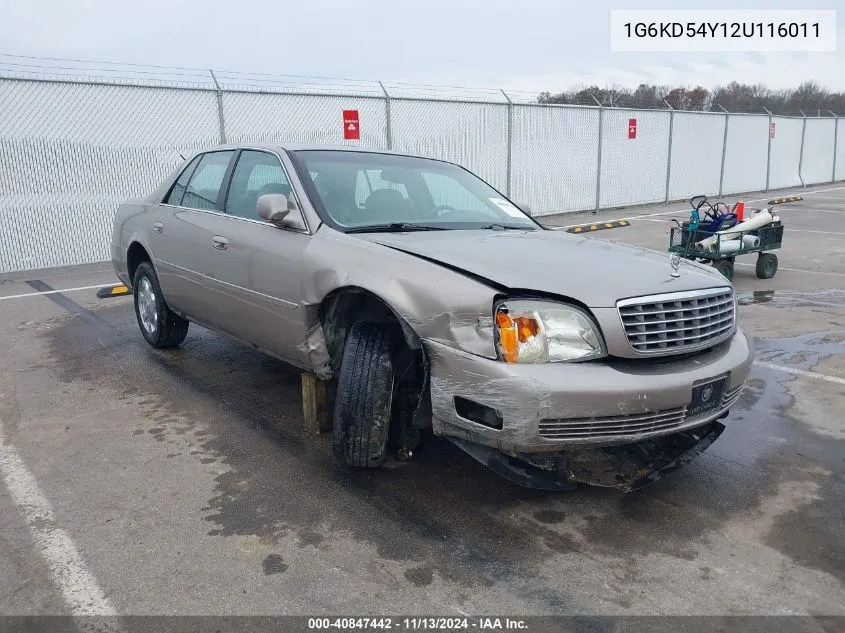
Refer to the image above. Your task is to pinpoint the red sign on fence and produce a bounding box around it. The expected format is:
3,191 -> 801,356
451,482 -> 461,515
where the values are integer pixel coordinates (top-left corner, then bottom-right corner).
628,118 -> 637,139
343,110 -> 360,140
770,122 -> 776,139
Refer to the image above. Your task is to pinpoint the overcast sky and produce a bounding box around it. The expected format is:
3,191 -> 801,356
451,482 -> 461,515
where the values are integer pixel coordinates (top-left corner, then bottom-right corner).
2,0 -> 843,94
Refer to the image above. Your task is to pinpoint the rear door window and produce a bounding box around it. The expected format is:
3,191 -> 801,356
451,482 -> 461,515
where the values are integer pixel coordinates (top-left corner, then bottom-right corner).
181,151 -> 235,211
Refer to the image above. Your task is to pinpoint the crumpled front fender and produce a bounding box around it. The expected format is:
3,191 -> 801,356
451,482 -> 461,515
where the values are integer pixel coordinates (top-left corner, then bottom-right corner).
301,229 -> 501,365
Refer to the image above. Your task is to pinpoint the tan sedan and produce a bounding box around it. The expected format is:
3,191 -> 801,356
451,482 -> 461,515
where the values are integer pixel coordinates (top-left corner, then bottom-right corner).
111,144 -> 752,490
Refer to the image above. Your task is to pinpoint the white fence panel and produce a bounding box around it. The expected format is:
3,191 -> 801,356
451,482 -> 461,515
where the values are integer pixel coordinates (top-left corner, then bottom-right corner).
599,109 -> 670,208
390,99 -> 509,192
837,119 -> 845,181
0,74 -> 842,274
721,114 -> 769,194
0,80 -> 219,272
222,92 -> 388,149
801,118 -> 836,185
667,112 -> 725,200
768,117 -> 804,190
510,105 -> 599,215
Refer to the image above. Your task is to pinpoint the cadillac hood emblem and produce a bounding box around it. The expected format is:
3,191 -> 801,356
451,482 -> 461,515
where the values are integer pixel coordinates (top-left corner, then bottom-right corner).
669,252 -> 681,278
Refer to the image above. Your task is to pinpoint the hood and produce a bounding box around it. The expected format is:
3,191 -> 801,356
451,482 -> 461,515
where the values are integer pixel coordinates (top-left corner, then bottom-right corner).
356,229 -> 727,308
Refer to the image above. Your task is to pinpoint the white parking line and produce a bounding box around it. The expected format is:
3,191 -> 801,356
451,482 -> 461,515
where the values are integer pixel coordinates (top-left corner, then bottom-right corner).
622,192 -> 778,221
0,421 -> 118,616
619,216 -> 845,236
565,224 -> 845,276
0,283 -> 120,302
553,206 -> 696,227
575,209 -> 845,234
773,206 -> 843,214
755,361 -> 845,386
555,186 -> 845,228
782,229 -> 845,235
733,262 -> 845,277
799,185 -> 845,196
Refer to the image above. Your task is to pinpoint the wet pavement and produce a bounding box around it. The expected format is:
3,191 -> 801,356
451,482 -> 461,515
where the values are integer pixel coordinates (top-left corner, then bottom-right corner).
1,183 -> 844,619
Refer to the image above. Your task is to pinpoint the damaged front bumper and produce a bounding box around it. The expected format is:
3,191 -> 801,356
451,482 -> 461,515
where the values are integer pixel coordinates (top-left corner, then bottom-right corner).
449,420 -> 726,492
423,330 -> 752,488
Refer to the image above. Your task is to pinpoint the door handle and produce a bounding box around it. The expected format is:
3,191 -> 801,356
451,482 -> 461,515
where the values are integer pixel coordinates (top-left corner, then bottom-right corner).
152,222 -> 163,234
212,236 -> 229,250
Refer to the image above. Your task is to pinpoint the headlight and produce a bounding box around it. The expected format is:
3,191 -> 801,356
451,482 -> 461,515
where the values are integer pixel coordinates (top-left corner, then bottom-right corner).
494,299 -> 606,363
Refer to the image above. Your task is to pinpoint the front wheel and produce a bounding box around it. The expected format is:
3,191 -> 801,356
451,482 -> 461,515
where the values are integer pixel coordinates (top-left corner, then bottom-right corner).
133,261 -> 189,348
756,253 -> 778,279
332,322 -> 396,469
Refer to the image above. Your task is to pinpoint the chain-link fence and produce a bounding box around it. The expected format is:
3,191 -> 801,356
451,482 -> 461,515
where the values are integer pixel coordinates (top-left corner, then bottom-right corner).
0,73 -> 842,273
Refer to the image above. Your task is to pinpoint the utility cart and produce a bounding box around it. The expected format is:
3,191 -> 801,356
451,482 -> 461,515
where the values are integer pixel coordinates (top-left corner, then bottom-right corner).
668,195 -> 784,281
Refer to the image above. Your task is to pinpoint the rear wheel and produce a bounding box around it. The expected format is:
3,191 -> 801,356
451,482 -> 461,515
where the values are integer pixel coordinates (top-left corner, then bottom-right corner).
756,253 -> 778,279
713,258 -> 734,281
133,261 -> 189,348
332,322 -> 396,468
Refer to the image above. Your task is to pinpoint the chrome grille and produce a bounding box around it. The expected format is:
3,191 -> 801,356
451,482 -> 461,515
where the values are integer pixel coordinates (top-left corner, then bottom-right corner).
618,288 -> 736,355
719,381 -> 746,409
538,379 -> 746,441
538,408 -> 687,439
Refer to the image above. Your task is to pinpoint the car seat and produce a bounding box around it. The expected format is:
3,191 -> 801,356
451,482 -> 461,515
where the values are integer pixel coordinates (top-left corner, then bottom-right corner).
364,188 -> 411,223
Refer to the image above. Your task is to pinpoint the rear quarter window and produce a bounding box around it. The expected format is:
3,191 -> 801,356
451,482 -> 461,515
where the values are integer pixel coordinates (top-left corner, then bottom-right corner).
164,155 -> 201,205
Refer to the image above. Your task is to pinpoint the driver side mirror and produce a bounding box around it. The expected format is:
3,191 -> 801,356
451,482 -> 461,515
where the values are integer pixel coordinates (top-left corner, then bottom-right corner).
257,193 -> 305,230
517,203 -> 532,216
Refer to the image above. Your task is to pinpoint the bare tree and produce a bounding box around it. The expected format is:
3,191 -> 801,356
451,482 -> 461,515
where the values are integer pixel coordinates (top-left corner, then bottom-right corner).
687,86 -> 710,111
536,81 -> 843,115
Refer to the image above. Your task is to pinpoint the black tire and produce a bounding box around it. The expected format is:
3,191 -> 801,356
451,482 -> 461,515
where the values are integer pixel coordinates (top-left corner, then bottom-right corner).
332,322 -> 396,469
756,253 -> 778,279
133,261 -> 189,348
713,259 -> 734,281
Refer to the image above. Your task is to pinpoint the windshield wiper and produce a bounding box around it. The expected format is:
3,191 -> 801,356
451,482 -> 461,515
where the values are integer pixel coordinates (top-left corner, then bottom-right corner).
479,223 -> 533,230
345,222 -> 447,233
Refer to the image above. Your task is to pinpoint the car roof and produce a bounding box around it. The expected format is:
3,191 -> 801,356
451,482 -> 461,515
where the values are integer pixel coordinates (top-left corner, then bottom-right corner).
201,142 -> 441,161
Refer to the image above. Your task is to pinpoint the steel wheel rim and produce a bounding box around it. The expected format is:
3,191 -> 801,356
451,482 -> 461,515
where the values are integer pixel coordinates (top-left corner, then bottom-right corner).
138,277 -> 158,334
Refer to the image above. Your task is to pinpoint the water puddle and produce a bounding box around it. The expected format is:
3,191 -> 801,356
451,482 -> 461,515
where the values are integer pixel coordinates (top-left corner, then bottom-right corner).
737,289 -> 845,308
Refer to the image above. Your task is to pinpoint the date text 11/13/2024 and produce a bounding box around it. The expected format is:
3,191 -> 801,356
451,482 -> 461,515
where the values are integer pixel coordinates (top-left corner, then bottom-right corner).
308,617 -> 529,630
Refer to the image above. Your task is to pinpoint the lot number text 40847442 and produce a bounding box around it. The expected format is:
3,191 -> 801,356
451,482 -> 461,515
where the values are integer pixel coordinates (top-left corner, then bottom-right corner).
307,617 -> 529,630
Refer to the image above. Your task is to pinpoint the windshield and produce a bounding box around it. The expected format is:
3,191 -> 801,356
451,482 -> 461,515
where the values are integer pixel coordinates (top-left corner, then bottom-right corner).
292,150 -> 539,232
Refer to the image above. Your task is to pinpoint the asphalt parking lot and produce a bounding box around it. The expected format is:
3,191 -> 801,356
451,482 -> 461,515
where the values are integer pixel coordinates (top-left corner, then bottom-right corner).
1,184 -> 844,622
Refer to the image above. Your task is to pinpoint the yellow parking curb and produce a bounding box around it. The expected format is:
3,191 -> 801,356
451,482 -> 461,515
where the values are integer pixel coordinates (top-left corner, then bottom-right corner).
567,220 -> 630,234
768,195 -> 803,205
96,285 -> 129,299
